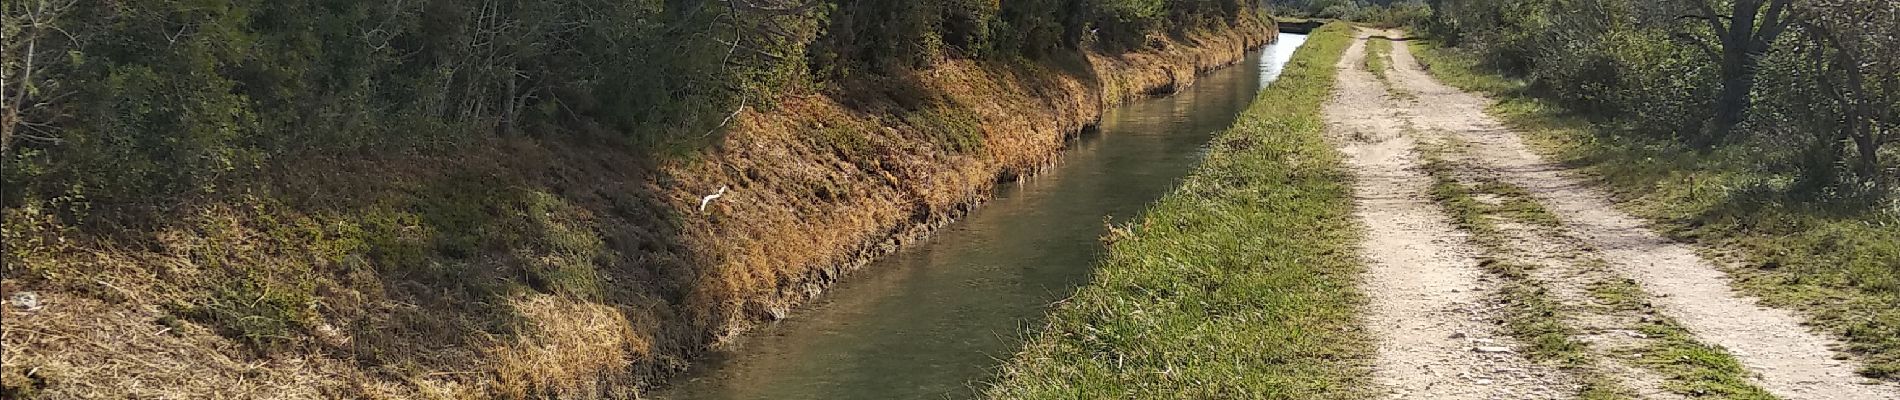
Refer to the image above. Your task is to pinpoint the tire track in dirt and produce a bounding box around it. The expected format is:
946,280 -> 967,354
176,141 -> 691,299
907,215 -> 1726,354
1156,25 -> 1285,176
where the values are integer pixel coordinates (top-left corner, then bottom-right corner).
1325,30 -> 1573,400
1421,133 -> 1693,400
1485,221 -> 1688,400
1383,32 -> 1900,400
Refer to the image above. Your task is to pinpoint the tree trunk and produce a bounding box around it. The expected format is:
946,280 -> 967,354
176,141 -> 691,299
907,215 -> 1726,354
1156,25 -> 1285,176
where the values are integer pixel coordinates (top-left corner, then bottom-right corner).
1708,3 -> 1755,145
1697,0 -> 1791,146
1708,63 -> 1753,145
1853,126 -> 1880,181
1,109 -> 15,155
1797,127 -> 1848,189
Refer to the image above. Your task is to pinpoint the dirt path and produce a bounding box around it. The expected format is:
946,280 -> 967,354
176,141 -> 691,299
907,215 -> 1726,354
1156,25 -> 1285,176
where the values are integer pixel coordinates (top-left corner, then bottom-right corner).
1325,31 -> 1573,400
1343,29 -> 1900,400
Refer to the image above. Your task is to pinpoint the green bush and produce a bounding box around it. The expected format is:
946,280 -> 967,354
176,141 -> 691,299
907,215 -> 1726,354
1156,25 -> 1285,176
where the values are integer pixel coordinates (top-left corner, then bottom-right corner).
2,0 -> 811,217
1593,30 -> 1716,138
1425,0 -> 1891,189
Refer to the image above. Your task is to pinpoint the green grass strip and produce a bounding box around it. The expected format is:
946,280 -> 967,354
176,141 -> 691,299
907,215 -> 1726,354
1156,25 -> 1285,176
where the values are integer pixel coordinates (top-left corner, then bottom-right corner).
1416,143 -> 1589,362
1364,37 -> 1391,83
984,23 -> 1368,399
1589,278 -> 1779,400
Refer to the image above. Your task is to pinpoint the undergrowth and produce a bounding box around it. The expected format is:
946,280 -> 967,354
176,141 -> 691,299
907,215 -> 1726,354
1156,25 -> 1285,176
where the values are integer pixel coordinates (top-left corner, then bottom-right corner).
985,23 -> 1368,399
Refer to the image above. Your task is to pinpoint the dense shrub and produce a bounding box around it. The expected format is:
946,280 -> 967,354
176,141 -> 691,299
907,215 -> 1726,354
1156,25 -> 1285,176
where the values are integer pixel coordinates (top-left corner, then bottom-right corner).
1345,1 -> 1431,29
1,0 -> 810,219
1268,0 -> 1430,29
1,0 -> 1267,226
1424,0 -> 1894,190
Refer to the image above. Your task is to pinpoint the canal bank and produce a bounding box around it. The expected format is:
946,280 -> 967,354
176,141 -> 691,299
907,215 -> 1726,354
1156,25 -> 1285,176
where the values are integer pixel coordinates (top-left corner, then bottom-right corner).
985,23 -> 1366,399
659,33 -> 1313,400
0,19 -> 1284,399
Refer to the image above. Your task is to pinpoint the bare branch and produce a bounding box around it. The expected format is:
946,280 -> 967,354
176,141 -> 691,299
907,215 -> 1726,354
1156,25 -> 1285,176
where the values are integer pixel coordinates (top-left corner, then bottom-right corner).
712,38 -> 786,62
13,132 -> 64,144
1755,0 -> 1794,51
1691,0 -> 1729,35
1672,31 -> 1721,60
724,0 -> 822,16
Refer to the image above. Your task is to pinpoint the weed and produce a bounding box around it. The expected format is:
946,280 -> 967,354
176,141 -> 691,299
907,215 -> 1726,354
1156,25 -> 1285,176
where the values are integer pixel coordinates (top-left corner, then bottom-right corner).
1362,37 -> 1412,101
1585,279 -> 1778,400
1419,141 -> 1595,368
182,277 -> 315,352
904,108 -> 987,154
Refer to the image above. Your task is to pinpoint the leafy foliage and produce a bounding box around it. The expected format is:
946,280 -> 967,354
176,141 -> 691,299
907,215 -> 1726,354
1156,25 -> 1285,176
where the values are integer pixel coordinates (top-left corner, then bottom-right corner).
1420,0 -> 1894,189
1268,0 -> 1430,28
0,0 -> 810,219
0,0 -> 1268,226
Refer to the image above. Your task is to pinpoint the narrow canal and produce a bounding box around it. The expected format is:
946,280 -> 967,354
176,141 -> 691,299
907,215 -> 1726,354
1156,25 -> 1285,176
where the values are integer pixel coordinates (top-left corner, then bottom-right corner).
659,33 -> 1311,400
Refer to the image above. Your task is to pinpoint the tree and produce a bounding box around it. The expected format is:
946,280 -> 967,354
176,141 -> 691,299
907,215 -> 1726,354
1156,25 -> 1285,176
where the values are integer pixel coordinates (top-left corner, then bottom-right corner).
0,0 -> 78,155
1795,0 -> 1897,185
1679,0 -> 1793,144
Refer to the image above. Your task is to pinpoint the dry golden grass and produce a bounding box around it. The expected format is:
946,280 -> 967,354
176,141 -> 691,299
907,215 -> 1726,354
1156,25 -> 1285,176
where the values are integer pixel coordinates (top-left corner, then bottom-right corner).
2,292 -> 337,399
669,24 -> 1275,344
489,294 -> 647,398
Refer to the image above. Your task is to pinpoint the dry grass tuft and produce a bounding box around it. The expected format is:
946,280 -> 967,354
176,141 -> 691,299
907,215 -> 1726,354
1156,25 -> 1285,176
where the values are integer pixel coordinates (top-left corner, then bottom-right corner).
489,294 -> 649,398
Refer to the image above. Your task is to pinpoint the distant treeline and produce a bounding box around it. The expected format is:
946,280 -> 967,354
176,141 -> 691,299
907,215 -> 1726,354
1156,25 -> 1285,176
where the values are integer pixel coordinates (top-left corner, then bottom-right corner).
1267,0 -> 1431,27
0,0 -> 1261,222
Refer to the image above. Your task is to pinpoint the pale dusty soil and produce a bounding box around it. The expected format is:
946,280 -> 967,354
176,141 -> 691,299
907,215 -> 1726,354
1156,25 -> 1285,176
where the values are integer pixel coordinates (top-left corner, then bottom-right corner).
1325,31 -> 1574,400
1333,27 -> 1900,400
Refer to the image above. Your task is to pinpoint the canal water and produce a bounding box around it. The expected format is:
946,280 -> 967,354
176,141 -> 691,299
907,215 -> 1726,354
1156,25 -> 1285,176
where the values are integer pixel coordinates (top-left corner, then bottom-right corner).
659,33 -> 1310,400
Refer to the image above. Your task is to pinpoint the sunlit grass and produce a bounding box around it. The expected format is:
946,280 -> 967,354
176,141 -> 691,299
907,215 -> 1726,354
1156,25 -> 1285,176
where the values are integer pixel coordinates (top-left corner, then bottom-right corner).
1588,278 -> 1779,400
1416,139 -> 1632,399
984,23 -> 1370,399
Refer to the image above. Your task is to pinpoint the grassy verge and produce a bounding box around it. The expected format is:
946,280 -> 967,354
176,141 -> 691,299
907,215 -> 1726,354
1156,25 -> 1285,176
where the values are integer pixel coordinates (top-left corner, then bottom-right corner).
984,23 -> 1367,399
1409,38 -> 1900,380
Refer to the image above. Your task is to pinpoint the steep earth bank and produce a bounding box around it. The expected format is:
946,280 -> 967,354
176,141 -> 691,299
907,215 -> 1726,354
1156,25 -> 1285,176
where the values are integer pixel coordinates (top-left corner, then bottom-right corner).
0,22 -> 1272,400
